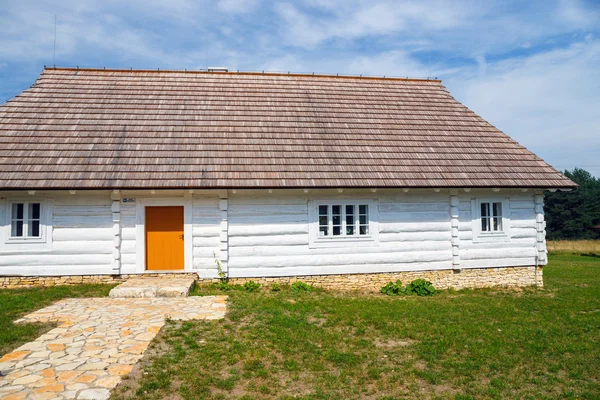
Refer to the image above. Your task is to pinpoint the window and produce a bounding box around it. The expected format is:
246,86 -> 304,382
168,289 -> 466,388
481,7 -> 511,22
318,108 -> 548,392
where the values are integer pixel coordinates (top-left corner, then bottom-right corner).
472,198 -> 509,242
310,200 -> 378,247
2,199 -> 52,250
480,201 -> 502,232
11,202 -> 42,238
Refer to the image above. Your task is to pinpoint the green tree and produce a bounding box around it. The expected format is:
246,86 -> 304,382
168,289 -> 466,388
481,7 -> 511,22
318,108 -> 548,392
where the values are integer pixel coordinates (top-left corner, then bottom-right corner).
545,168 -> 600,240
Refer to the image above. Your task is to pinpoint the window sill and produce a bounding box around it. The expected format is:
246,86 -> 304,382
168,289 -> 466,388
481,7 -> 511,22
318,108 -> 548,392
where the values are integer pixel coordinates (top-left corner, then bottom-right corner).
309,237 -> 378,249
472,233 -> 510,243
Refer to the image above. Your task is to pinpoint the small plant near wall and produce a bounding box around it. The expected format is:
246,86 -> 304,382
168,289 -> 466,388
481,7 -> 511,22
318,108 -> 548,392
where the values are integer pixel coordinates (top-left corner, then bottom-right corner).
380,280 -> 407,296
213,252 -> 230,291
243,280 -> 261,292
406,279 -> 436,296
381,279 -> 436,296
291,281 -> 312,293
271,283 -> 281,292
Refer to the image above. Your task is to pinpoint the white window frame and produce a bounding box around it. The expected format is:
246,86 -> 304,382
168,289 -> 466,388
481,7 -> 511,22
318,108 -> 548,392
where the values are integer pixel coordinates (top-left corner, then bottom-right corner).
308,199 -> 379,248
1,198 -> 53,251
471,198 -> 510,243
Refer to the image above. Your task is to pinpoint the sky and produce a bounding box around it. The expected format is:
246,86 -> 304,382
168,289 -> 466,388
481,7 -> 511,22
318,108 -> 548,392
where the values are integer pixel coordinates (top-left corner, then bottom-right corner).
0,0 -> 599,177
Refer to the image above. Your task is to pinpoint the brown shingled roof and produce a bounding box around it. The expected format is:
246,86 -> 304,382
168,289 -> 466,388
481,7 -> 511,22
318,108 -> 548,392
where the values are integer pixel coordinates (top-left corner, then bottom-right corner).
0,67 -> 576,189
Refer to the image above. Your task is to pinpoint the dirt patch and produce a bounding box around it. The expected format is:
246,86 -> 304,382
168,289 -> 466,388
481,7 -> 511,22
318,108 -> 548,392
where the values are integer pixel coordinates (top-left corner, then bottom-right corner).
375,339 -> 416,348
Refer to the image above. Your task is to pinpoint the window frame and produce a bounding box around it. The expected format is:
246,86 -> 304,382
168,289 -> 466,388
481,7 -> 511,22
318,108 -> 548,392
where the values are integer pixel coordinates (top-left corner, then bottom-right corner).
1,198 -> 52,250
471,198 -> 510,243
308,199 -> 379,248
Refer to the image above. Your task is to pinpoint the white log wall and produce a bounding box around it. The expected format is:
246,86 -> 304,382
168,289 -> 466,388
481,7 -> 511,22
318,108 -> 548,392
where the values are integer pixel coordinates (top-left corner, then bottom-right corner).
0,189 -> 545,277
458,191 -> 538,268
0,191 -> 115,276
226,190 -> 455,278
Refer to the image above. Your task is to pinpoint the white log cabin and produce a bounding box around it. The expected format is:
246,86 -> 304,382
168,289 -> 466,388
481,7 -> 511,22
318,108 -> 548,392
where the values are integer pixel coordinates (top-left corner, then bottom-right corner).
0,68 -> 576,290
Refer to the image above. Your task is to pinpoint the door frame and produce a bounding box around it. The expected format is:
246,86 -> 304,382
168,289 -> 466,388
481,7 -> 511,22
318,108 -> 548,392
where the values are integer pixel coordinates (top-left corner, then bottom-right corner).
135,197 -> 193,273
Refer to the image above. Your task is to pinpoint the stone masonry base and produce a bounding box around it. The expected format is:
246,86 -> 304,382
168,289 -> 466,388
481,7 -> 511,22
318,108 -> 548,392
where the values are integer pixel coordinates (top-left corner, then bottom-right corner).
1,266 -> 542,291
220,266 -> 543,291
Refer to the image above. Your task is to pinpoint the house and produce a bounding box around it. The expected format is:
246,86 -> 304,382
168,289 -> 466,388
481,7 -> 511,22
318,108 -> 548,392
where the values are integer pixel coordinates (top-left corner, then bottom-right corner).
0,67 -> 576,290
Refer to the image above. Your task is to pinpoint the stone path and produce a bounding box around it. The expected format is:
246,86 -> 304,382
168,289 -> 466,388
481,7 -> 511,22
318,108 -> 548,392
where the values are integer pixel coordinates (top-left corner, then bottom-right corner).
0,296 -> 227,400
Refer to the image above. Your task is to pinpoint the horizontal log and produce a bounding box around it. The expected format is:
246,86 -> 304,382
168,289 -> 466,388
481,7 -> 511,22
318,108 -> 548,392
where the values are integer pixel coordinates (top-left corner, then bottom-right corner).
229,234 -> 308,247
230,241 -> 451,257
53,227 -> 113,242
460,247 -> 536,260
229,223 -> 308,237
228,261 -> 453,278
0,254 -> 112,267
379,221 -> 450,233
229,250 -> 452,269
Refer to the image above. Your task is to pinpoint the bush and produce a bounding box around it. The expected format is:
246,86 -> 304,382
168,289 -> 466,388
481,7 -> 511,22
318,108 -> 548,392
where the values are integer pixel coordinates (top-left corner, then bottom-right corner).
243,280 -> 261,292
217,281 -> 231,291
381,279 -> 435,296
406,279 -> 436,296
271,283 -> 281,292
380,280 -> 407,296
291,281 -> 312,293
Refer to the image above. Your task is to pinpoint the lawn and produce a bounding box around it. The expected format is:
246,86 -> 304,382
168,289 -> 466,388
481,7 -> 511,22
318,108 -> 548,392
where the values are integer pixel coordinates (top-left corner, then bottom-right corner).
112,255 -> 600,400
0,284 -> 114,356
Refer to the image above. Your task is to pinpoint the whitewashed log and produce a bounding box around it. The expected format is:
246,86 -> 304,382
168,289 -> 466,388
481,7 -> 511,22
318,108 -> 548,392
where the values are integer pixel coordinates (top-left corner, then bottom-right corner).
379,202 -> 449,213
376,231 -> 452,243
228,261 -> 453,278
0,254 -> 113,267
229,234 -> 308,247
230,241 -> 451,257
460,258 -> 534,268
229,250 -> 452,269
229,223 -> 308,237
0,265 -> 114,276
461,247 -> 536,260
379,221 -> 450,233
53,228 -> 113,242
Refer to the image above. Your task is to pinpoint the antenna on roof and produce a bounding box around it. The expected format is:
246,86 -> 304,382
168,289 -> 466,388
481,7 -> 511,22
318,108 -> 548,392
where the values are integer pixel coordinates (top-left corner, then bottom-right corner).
52,14 -> 57,67
428,50 -> 431,78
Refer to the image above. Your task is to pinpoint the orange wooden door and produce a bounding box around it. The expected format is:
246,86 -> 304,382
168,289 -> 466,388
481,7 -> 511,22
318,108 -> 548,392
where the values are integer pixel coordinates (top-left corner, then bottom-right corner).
145,206 -> 184,270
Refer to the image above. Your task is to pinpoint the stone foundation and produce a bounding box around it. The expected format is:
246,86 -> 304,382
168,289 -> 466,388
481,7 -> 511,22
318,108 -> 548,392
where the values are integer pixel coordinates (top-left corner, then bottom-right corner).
213,266 -> 543,292
0,267 -> 542,291
0,273 -> 197,289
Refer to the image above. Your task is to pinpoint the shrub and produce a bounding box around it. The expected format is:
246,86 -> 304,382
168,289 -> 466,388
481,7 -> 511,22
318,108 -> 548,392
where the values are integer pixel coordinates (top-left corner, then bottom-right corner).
380,280 -> 407,296
217,281 -> 231,291
243,280 -> 261,292
381,279 -> 436,296
406,279 -> 436,296
271,283 -> 281,292
291,281 -> 312,293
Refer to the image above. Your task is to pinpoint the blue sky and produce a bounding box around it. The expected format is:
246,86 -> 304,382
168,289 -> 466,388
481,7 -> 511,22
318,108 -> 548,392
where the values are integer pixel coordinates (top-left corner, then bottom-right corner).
1,0 -> 599,177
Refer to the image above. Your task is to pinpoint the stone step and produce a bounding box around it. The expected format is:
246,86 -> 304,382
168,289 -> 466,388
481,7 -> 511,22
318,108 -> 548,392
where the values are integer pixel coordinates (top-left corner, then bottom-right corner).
109,276 -> 196,298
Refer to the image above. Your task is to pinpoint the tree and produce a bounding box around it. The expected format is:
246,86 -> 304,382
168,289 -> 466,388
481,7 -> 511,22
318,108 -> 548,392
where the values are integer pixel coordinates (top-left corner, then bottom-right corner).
544,168 -> 600,240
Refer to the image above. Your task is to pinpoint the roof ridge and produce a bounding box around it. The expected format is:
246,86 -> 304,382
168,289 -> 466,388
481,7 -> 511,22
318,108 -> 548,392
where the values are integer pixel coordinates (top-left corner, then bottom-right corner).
42,67 -> 442,83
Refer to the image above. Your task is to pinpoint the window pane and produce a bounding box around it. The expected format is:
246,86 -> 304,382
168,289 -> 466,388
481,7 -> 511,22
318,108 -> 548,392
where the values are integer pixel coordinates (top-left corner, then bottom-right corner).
12,220 -> 24,237
493,202 -> 502,217
359,225 -> 368,235
12,203 -> 24,220
333,226 -> 341,236
319,216 -> 327,225
359,205 -> 368,215
493,217 -> 502,231
359,215 -> 367,224
30,220 -> 41,237
346,226 -> 354,235
332,205 -> 341,215
319,205 -> 328,215
332,215 -> 341,225
319,226 -> 328,236
345,205 -> 354,215
480,202 -> 489,217
481,217 -> 489,232
30,203 -> 41,219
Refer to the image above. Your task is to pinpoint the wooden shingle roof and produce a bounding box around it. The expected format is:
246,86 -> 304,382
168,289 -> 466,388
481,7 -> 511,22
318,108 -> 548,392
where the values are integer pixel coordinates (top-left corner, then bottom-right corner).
0,67 -> 576,189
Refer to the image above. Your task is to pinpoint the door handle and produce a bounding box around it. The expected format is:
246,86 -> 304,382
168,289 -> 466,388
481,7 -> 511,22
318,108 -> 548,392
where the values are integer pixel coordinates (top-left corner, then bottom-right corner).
179,234 -> 184,240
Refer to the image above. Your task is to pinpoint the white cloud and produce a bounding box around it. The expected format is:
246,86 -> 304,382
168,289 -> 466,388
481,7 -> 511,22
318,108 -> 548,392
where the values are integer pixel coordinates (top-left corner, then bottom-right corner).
447,39 -> 600,177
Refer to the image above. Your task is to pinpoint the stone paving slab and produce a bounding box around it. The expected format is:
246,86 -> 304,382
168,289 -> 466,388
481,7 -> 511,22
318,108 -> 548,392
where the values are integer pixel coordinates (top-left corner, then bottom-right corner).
0,296 -> 227,400
108,276 -> 196,298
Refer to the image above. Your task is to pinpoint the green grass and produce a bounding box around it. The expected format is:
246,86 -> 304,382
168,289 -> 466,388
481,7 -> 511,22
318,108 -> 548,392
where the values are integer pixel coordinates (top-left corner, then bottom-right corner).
0,284 -> 114,355
113,255 -> 600,400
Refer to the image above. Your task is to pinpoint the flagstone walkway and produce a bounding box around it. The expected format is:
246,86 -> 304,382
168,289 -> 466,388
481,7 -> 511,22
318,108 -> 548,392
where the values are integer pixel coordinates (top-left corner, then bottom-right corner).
0,296 -> 227,400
